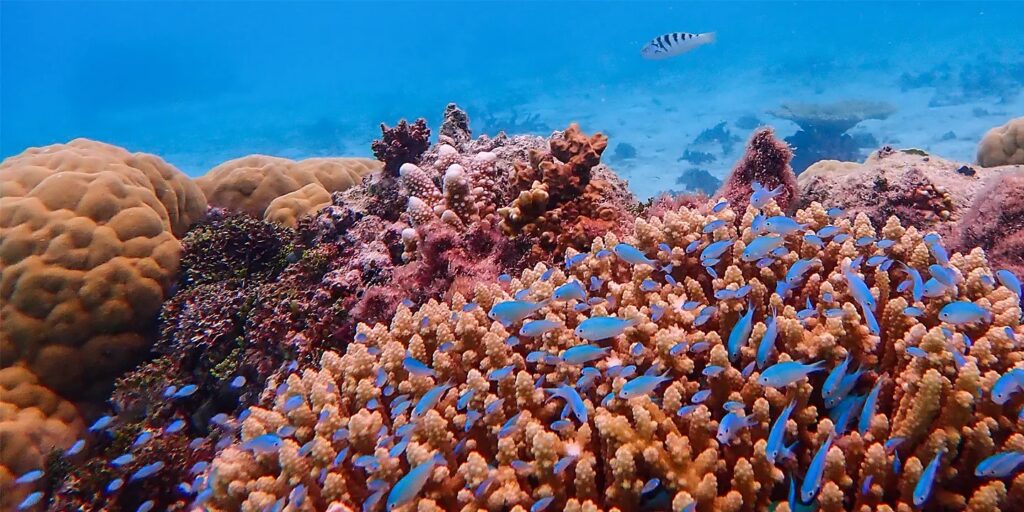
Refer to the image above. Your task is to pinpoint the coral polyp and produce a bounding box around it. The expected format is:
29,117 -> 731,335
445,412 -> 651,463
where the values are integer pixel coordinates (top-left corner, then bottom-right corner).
201,194 -> 1023,511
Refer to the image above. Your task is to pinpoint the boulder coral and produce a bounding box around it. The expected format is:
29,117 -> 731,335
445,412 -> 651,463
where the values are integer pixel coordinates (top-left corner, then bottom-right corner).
0,367 -> 84,511
716,127 -> 799,213
0,139 -> 206,400
954,169 -> 1024,277
195,155 -> 380,223
977,117 -> 1024,167
199,194 -> 1023,511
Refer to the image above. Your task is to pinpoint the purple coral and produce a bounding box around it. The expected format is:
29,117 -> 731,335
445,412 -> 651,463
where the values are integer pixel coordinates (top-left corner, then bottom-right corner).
715,126 -> 798,212
371,118 -> 431,176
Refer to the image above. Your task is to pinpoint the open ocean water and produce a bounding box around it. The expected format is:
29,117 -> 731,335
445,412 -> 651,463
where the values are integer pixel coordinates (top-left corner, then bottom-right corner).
3,0 -> 1023,197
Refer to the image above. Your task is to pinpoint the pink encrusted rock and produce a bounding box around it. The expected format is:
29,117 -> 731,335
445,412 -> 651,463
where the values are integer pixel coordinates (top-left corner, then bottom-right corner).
714,127 -> 799,213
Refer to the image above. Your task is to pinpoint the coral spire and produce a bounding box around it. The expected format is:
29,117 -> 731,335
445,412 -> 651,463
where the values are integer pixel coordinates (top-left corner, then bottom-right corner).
372,118 -> 431,176
715,127 -> 798,212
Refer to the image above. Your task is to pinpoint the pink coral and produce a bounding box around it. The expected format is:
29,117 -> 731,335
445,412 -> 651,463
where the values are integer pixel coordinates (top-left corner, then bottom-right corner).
954,169 -> 1024,277
715,127 -> 798,212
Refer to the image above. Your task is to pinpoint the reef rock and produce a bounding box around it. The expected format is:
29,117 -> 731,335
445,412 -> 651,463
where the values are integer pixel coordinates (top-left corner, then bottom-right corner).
0,139 -> 206,400
954,169 -> 1024,276
195,155 -> 380,223
716,127 -> 799,212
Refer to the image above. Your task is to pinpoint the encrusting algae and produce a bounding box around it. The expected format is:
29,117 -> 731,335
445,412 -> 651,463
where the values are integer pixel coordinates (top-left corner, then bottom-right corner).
200,192 -> 1024,512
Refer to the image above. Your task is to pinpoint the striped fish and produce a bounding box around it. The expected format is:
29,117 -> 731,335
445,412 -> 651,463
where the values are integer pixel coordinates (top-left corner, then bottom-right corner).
641,32 -> 716,60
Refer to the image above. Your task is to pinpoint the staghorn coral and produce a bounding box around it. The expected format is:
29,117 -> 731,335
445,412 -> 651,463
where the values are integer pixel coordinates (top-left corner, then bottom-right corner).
0,139 -> 206,400
977,117 -> 1024,167
771,100 -> 895,173
0,367 -> 83,511
798,148 -> 1018,239
196,155 -> 379,222
715,127 -> 798,213
372,118 -> 432,176
199,194 -> 1023,511
954,169 -> 1024,277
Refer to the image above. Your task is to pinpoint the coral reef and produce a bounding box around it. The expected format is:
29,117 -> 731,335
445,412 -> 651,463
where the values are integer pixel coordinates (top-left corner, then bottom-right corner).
179,211 -> 295,287
977,117 -> 1024,167
716,127 -> 799,213
0,367 -> 83,511
200,193 -> 1023,512
797,148 -> 1020,240
264,183 -> 335,228
371,119 -> 432,176
439,103 -> 472,147
0,139 -> 206,400
771,101 -> 896,173
954,169 -> 1024,277
196,155 -> 379,223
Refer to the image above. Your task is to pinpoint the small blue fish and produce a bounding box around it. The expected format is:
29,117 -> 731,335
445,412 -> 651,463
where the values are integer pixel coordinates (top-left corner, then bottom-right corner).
817,225 -> 840,238
614,243 -> 656,266
283,395 -> 305,412
630,342 -> 645,357
489,365 -> 516,381
742,235 -> 785,262
14,470 -> 44,484
856,236 -> 875,247
785,258 -> 816,287
670,342 -> 688,356
702,365 -> 725,377
858,378 -> 883,435
678,405 -> 698,417
764,216 -> 807,236
17,492 -> 43,510
728,304 -> 755,361
541,268 -> 555,281
553,280 -> 588,302
926,239 -> 950,266
843,266 -> 876,312
903,306 -> 924,317
596,249 -> 613,259
110,454 -> 133,467
689,342 -> 710,353
106,477 -> 124,493
833,233 -> 851,243
907,347 -> 928,358
996,269 -> 1022,297
88,415 -> 114,432
242,434 -> 283,455
991,368 -> 1024,404
413,384 -> 451,418
174,384 -> 198,398
700,239 -> 733,263
691,389 -> 712,403
386,457 -> 440,510
713,198 -> 729,212
230,376 -> 246,388
574,316 -> 638,341
531,496 -> 555,512
640,279 -> 659,292
641,477 -> 660,494
930,265 -> 956,287
756,310 -> 778,369
163,385 -> 177,397
546,385 -> 587,423
717,411 -> 754,444
913,449 -> 945,506
651,304 -> 666,322
133,431 -> 153,448
885,437 -> 906,453
758,361 -> 825,388
65,439 -> 85,456
499,413 -> 522,438
975,451 -> 1024,478
826,207 -> 844,217
803,233 -> 824,248
589,276 -> 605,292
130,461 -> 165,482
939,301 -> 992,325
520,319 -> 562,337
800,433 -> 835,503
620,374 -> 671,399
766,400 -> 797,464
866,255 -> 888,267
822,355 -> 852,400
750,181 -> 784,208
703,219 -> 728,233
562,344 -> 609,365
488,300 -> 548,326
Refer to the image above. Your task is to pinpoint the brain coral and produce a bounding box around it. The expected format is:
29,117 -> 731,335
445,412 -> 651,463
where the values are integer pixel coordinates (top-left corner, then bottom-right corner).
200,194 -> 1023,511
196,155 -> 381,222
977,117 -> 1024,167
0,367 -> 83,510
0,139 -> 206,400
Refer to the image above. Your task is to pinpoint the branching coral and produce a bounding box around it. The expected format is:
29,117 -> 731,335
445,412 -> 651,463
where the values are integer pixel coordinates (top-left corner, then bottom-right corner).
771,101 -> 895,173
196,155 -> 380,223
977,117 -> 1024,167
716,127 -> 798,213
372,119 -> 432,176
199,193 -> 1023,511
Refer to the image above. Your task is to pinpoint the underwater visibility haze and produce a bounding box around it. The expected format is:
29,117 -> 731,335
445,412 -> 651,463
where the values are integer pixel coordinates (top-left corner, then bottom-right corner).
1,1 -> 1024,511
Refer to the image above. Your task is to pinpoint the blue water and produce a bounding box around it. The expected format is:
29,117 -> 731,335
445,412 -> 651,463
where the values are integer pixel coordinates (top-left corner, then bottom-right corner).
3,1 -> 1022,197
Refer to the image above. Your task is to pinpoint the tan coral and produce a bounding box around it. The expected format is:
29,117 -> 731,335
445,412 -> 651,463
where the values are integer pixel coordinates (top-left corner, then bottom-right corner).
196,155 -> 380,220
977,117 -> 1024,167
263,182 -> 333,228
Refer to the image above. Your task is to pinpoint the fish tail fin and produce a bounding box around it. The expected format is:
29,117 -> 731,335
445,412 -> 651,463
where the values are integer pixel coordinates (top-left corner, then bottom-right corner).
703,32 -> 717,44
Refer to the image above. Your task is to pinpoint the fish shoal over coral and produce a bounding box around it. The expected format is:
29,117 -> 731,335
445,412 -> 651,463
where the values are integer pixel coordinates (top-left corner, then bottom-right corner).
3,107 -> 1024,512
199,188 -> 1023,511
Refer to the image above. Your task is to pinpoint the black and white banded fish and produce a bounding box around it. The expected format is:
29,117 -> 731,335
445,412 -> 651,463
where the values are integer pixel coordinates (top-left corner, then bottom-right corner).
640,32 -> 716,60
